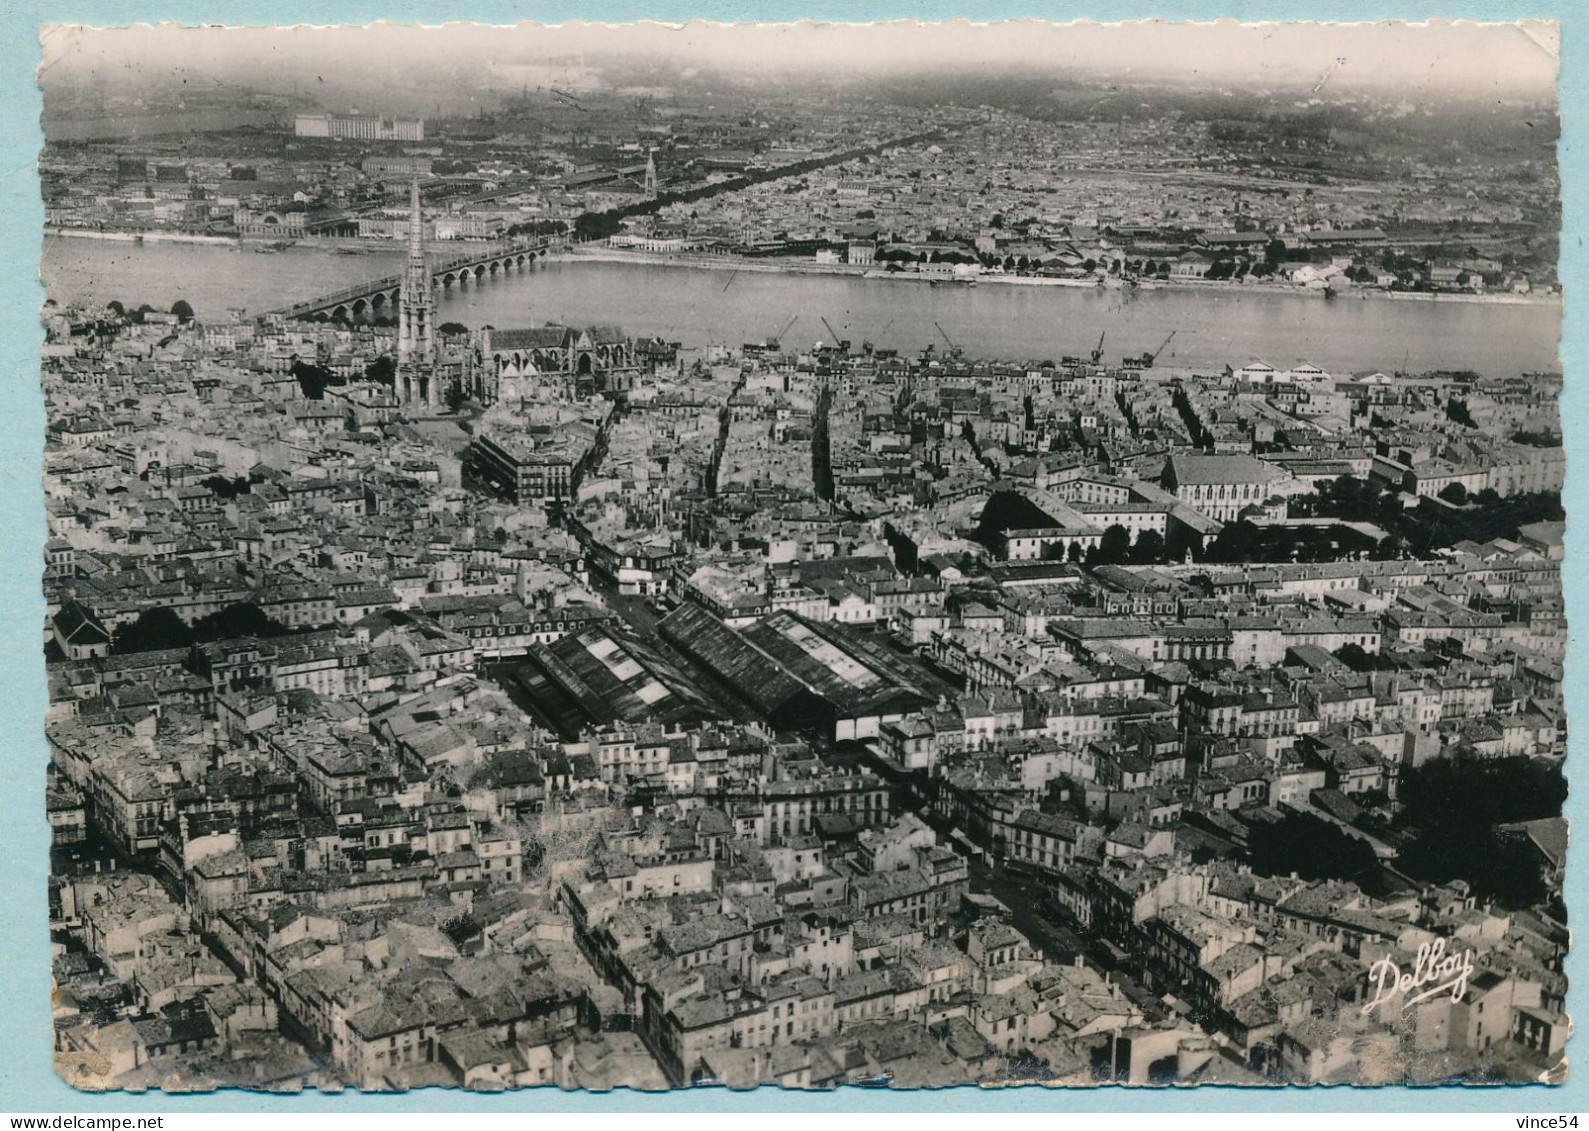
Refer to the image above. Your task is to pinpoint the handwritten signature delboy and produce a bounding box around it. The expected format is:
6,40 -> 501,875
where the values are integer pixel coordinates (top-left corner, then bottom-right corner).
1364,941 -> 1477,1014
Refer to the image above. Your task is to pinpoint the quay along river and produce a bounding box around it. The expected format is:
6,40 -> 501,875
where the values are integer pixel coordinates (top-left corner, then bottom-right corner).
40,236 -> 1562,378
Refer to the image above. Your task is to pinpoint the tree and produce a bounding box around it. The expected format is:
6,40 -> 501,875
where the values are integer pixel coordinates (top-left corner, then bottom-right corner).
199,474 -> 251,500
170,299 -> 195,322
1438,481 -> 1469,506
1066,542 -> 1084,564
1399,756 -> 1566,832
1096,525 -> 1132,566
1130,528 -> 1165,564
1512,429 -> 1562,449
438,322 -> 470,336
193,602 -> 287,642
1395,756 -> 1566,908
1248,810 -> 1378,883
1334,642 -> 1388,672
1446,398 -> 1477,428
445,383 -> 468,413
1372,533 -> 1410,561
1205,520 -> 1262,563
113,606 -> 193,653
365,356 -> 396,387
291,360 -> 339,400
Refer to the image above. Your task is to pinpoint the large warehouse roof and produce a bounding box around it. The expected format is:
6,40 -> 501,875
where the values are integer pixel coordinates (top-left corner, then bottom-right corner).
510,625 -> 721,738
660,603 -> 950,726
657,602 -> 813,718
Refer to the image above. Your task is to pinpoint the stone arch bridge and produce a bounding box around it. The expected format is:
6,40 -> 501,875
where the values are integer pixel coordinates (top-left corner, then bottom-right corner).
268,239 -> 554,324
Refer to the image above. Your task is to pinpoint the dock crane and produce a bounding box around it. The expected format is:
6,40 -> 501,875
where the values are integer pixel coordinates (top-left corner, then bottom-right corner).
934,322 -> 962,357
820,317 -> 850,352
745,315 -> 798,356
862,317 -> 893,357
1122,330 -> 1181,371
1140,330 -> 1178,369
768,315 -> 798,350
1090,331 -> 1106,365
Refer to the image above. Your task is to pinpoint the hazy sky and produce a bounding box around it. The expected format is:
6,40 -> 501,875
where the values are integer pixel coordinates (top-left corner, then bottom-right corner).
39,19 -> 1559,115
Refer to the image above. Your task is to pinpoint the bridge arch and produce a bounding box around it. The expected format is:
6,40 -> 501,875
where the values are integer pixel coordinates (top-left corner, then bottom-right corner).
331,305 -> 351,323
473,264 -> 487,281
351,298 -> 369,321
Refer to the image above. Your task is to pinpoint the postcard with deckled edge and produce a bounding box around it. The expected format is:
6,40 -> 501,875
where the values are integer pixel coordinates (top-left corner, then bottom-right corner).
33,19 -> 1569,1096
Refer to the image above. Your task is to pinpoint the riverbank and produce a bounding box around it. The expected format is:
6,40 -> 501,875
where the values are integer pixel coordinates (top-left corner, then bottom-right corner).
550,246 -> 1562,308
44,227 -> 241,247
44,228 -> 414,256
551,245 -> 873,279
1376,289 -> 1557,307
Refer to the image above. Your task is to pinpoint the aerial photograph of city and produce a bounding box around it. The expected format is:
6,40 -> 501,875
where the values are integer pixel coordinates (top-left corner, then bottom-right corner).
35,20 -> 1569,1094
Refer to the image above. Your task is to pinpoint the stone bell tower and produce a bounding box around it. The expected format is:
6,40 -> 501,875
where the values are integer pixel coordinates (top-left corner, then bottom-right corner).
396,178 -> 436,408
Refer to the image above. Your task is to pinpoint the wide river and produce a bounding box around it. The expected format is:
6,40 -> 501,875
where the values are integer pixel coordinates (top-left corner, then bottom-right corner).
40,236 -> 1562,376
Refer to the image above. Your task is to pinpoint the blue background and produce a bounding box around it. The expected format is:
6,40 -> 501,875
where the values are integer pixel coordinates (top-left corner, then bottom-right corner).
0,1 -> 1580,1113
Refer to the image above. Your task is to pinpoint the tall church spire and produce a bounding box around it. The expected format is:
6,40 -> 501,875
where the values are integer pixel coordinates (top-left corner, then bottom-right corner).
397,178 -> 436,407
406,177 -> 425,260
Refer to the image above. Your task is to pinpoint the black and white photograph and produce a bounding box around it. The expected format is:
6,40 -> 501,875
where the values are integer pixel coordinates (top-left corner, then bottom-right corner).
36,19 -> 1569,1095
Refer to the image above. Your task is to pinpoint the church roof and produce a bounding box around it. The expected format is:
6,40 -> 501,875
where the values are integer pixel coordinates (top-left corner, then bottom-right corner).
485,323 -> 633,353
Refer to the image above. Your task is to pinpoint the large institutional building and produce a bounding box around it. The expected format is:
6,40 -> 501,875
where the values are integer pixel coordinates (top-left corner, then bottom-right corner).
460,430 -> 577,506
294,113 -> 426,142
